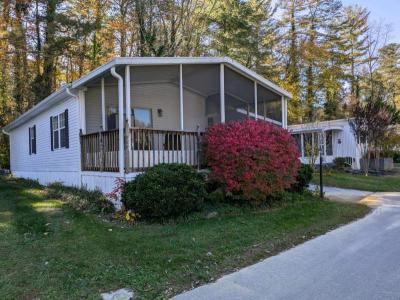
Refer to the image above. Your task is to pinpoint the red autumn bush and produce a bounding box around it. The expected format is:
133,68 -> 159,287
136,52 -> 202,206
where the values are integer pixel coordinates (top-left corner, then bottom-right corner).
203,119 -> 300,202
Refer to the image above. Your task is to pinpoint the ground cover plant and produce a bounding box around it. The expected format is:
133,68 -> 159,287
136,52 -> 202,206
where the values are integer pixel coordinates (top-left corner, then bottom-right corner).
0,175 -> 370,299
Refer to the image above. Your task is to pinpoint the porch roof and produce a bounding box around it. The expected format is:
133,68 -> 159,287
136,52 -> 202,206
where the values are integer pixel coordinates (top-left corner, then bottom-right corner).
3,57 -> 291,133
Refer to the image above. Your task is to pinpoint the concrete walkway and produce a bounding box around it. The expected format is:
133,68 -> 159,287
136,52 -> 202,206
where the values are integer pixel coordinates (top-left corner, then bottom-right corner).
173,189 -> 400,300
309,184 -> 373,203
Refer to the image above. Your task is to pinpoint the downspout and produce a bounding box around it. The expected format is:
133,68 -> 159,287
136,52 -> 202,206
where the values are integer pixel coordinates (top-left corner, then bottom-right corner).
66,86 -> 83,188
110,67 -> 125,178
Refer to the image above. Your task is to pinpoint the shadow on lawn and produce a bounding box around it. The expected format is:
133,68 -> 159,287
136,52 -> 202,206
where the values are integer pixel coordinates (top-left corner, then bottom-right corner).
0,177 -> 62,238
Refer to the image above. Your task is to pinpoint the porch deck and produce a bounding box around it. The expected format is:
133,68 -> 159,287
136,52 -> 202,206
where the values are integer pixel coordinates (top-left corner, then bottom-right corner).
80,128 -> 202,173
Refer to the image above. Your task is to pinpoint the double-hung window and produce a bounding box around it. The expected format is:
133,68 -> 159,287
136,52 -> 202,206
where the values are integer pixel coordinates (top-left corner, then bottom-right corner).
29,125 -> 36,155
50,110 -> 69,150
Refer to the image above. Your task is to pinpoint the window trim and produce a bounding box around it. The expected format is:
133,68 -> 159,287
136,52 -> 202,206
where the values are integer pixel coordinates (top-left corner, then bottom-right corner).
52,112 -> 66,150
131,107 -> 153,128
29,125 -> 36,155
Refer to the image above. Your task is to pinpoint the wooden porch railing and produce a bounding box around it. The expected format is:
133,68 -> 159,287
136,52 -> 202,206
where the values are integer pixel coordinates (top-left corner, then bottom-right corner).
127,127 -> 202,172
80,128 -> 202,173
80,129 -> 119,172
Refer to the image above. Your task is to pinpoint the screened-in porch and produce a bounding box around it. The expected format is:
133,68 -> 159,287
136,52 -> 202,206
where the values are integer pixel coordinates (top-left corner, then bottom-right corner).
78,61 -> 288,173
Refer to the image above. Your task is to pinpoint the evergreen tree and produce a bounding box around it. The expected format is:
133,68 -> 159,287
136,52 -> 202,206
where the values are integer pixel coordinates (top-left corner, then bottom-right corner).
377,43 -> 400,107
301,0 -> 342,122
208,0 -> 278,74
278,0 -> 305,123
338,5 -> 369,100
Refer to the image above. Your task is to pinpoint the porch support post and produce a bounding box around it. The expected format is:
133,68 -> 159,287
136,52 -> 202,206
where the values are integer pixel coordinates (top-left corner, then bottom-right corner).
220,64 -> 225,123
125,65 -> 132,172
254,82 -> 258,120
179,64 -> 184,130
101,78 -> 106,130
301,133 -> 304,157
125,66 -> 131,127
111,67 -> 125,176
281,96 -> 287,128
78,88 -> 87,134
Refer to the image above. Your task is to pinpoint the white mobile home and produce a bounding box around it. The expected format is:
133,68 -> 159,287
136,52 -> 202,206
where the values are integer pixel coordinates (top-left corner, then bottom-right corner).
288,119 -> 361,169
3,57 -> 291,193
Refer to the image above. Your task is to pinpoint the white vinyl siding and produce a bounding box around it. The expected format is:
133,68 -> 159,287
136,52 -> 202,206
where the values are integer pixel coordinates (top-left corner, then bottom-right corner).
9,97 -> 80,186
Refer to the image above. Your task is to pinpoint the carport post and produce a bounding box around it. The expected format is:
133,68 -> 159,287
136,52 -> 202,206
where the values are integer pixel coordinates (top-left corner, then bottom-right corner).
179,64 -> 184,130
320,154 -> 323,198
101,78 -> 106,130
220,64 -> 225,123
254,82 -> 258,120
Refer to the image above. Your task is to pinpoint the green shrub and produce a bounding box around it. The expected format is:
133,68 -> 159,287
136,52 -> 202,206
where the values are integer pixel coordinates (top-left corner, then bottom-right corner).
333,157 -> 347,170
393,152 -> 400,163
122,164 -> 206,220
291,164 -> 313,192
46,183 -> 114,214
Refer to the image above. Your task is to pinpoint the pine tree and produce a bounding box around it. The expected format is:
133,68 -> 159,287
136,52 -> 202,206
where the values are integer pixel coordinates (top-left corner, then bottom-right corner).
278,0 -> 305,123
378,43 -> 400,108
338,5 -> 369,100
208,0 -> 278,73
301,0 -> 342,121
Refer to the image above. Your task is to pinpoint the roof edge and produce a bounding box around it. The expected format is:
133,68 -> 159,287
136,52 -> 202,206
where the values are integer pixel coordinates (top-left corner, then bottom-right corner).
3,86 -> 70,133
4,56 -> 292,132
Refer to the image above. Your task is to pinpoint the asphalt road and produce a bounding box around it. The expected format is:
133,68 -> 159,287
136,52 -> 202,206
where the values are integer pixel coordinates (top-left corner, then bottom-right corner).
173,191 -> 400,300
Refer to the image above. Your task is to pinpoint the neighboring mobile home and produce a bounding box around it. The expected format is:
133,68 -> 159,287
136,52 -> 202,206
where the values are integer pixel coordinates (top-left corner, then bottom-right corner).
3,57 -> 291,193
288,119 -> 361,170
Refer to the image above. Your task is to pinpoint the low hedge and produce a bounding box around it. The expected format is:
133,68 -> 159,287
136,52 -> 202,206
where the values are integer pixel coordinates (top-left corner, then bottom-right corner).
121,164 -> 207,220
290,164 -> 313,192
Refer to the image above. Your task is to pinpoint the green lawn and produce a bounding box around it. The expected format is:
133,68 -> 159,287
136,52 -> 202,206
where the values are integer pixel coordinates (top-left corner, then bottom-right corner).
312,171 -> 400,192
0,176 -> 370,299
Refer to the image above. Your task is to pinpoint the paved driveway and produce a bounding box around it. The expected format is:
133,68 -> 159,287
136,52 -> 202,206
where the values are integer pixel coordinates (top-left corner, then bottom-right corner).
173,191 -> 400,300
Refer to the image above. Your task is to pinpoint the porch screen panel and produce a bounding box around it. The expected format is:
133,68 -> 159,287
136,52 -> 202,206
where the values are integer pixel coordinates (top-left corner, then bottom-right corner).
130,65 -> 180,155
183,64 -> 220,129
224,67 -> 255,122
131,65 -> 180,132
257,85 -> 282,124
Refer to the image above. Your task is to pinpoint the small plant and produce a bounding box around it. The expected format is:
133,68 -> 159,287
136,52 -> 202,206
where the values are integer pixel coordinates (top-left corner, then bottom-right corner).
291,164 -> 314,192
105,177 -> 126,205
112,209 -> 139,225
203,119 -> 300,203
121,164 -> 207,220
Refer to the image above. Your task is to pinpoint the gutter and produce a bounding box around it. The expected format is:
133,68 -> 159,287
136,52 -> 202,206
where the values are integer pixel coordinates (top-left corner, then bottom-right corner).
3,86 -> 69,133
66,85 -> 79,99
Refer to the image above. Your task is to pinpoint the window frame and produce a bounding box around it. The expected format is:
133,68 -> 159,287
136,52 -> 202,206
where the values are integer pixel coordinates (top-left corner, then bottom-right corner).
29,125 -> 36,155
52,112 -> 66,150
131,107 -> 153,128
